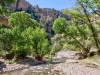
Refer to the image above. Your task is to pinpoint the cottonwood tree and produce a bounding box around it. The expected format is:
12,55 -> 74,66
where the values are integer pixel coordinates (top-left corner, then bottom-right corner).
60,0 -> 100,56
0,26 -> 33,58
72,0 -> 100,54
8,11 -> 39,30
52,17 -> 68,34
0,27 -> 12,52
53,17 -> 92,57
11,26 -> 33,58
32,27 -> 50,60
0,11 -> 40,58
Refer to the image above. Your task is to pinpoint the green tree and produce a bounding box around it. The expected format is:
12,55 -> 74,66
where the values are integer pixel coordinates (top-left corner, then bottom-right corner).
71,0 -> 100,54
0,26 -> 33,58
11,26 -> 33,58
53,16 -> 92,57
0,27 -> 12,52
8,11 -> 39,30
32,27 -> 50,60
52,17 -> 68,34
0,11 -> 40,58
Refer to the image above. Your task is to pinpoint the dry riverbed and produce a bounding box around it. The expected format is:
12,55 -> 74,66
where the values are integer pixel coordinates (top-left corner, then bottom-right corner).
52,51 -> 100,75
0,57 -> 46,73
0,50 -> 100,75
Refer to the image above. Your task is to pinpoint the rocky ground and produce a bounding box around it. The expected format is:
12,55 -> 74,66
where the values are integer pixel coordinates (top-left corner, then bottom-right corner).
52,50 -> 100,75
0,57 -> 46,73
0,50 -> 100,75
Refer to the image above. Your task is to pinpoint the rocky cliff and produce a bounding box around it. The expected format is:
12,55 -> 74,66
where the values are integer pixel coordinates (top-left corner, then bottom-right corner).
1,0 -> 70,37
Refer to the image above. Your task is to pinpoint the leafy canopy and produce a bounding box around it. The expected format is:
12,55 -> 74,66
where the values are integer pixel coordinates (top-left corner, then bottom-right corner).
52,17 -> 68,34
8,11 -> 39,29
32,27 -> 50,57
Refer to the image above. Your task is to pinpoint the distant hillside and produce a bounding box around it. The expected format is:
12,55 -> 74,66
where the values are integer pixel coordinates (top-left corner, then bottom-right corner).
1,0 -> 70,37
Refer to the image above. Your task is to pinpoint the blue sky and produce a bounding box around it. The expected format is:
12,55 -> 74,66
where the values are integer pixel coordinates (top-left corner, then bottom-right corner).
26,0 -> 76,10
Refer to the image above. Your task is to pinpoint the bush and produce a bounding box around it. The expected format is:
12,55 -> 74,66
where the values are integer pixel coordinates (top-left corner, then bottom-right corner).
16,48 -> 32,58
63,44 -> 80,51
0,50 -> 6,57
7,58 -> 16,64
50,34 -> 66,55
32,28 -> 50,60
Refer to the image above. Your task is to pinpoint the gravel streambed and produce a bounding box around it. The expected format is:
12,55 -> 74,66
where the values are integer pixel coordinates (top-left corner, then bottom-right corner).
0,51 -> 100,75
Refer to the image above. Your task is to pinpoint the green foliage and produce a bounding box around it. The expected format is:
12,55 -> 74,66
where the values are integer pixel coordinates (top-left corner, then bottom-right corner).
0,26 -> 33,57
74,0 -> 100,54
8,11 -> 39,30
53,10 -> 92,57
0,28 -> 13,52
7,58 -> 16,64
62,9 -> 70,16
62,0 -> 100,56
65,25 -> 79,37
0,50 -> 6,57
52,17 -> 68,34
3,12 -> 40,57
0,11 -> 40,58
0,6 -> 2,12
65,24 -> 92,56
12,26 -> 34,57
50,34 -> 65,55
32,27 -> 50,57
63,44 -> 78,51
0,0 -> 16,4
0,10 -> 51,59
0,0 -> 16,16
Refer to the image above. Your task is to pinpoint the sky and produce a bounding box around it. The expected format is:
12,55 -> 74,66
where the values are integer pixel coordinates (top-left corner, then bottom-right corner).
26,0 -> 76,10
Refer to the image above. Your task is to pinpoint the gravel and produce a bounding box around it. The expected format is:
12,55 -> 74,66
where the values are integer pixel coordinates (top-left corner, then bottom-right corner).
0,51 -> 100,75
52,51 -> 100,75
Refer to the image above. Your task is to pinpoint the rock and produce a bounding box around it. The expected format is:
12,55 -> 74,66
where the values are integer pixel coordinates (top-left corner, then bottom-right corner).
51,69 -> 61,74
85,63 -> 98,68
66,59 -> 78,63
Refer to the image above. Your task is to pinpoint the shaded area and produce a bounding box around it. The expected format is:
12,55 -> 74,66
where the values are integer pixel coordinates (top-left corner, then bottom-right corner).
0,55 -> 67,75
16,57 -> 47,66
0,61 -> 6,73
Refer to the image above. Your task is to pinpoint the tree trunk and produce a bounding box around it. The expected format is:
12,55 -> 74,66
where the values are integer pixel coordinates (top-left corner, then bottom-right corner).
97,49 -> 100,55
35,55 -> 42,61
78,1 -> 100,55
81,48 -> 89,58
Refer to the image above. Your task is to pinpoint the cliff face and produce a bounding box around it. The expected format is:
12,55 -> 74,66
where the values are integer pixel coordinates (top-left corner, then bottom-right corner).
1,0 -> 70,37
